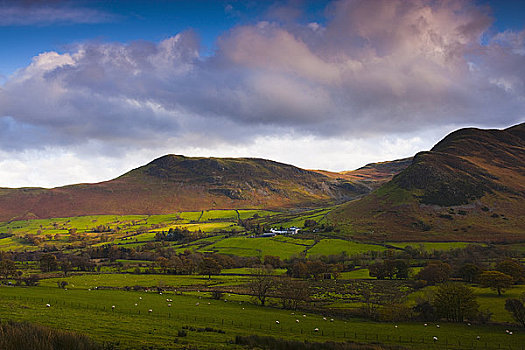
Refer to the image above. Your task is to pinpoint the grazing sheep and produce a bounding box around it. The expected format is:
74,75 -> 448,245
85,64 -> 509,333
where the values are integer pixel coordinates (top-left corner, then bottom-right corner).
424,323 -> 427,327
330,319 -> 334,322
296,320 -> 299,323
46,304 -> 50,307
111,305 -> 115,309
148,309 -> 152,313
275,321 -> 280,324
433,336 -> 438,342
477,336 -> 480,340
314,328 -> 319,332
436,325 -> 440,328
168,304 -> 172,307
323,317 -> 327,321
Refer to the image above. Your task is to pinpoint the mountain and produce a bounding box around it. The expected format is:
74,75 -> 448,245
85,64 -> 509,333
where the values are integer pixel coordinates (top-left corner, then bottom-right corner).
314,158 -> 412,191
329,123 -> 525,242
0,155 -> 375,222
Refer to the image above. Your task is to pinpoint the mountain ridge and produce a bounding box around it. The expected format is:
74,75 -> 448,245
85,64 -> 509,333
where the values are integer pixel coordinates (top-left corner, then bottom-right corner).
329,122 -> 525,242
0,154 -> 401,222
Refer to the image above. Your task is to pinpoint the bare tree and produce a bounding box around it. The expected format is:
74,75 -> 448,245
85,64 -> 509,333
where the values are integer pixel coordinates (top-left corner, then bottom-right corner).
249,266 -> 276,306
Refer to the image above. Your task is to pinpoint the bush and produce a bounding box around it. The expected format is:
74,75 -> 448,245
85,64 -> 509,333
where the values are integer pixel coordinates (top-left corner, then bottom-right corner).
0,320 -> 106,350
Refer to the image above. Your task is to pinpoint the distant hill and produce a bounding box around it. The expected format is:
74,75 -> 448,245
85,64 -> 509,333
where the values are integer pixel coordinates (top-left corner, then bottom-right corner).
329,123 -> 525,242
314,158 -> 413,191
0,155 -> 378,222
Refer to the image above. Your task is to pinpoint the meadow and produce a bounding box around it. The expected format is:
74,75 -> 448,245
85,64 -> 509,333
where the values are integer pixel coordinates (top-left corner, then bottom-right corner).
1,209 -> 524,349
1,284 -> 524,350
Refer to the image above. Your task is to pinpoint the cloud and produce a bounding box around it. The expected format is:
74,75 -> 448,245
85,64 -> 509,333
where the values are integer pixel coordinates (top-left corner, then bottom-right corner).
0,1 -> 117,26
0,0 -> 524,186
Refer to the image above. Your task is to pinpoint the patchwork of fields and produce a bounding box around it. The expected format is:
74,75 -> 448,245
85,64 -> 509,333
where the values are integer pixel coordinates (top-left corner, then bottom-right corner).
1,209 -> 524,349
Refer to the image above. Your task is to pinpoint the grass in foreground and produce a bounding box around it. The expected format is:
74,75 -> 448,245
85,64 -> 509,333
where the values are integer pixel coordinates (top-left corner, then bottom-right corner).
1,285 -> 524,349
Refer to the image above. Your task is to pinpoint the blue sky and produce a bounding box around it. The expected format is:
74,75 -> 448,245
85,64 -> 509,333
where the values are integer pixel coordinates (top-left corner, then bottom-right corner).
0,0 -> 524,187
0,1 -> 333,77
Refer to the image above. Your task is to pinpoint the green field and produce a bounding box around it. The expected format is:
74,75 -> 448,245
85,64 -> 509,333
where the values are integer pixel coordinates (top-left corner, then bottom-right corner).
1,284 -> 523,350
201,236 -> 310,259
308,239 -> 387,257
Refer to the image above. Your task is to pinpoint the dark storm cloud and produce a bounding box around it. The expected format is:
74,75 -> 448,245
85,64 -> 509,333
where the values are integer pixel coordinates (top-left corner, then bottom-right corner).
0,0 -> 524,153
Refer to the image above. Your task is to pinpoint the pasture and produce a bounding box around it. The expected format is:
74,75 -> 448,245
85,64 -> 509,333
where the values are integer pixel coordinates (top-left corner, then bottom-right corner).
0,284 -> 524,349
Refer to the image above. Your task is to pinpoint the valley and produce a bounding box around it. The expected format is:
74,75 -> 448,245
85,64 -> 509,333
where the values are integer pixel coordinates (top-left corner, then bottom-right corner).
0,123 -> 524,349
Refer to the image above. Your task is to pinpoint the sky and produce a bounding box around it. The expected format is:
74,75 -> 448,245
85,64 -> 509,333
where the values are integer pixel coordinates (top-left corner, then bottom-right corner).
0,0 -> 524,188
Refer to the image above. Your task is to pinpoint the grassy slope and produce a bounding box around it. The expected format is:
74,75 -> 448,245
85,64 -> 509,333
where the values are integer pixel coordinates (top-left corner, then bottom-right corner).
329,123 -> 525,242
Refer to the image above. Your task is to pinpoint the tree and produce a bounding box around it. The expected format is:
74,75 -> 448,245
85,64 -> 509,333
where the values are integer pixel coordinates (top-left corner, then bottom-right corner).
416,261 -> 451,285
505,297 -> 525,327
458,263 -> 482,283
480,271 -> 513,296
368,261 -> 395,280
263,255 -> 282,269
496,259 -> 524,284
276,277 -> 310,310
369,260 -> 409,280
0,259 -> 16,281
198,257 -> 222,279
433,283 -> 479,322
39,254 -> 58,272
155,257 -> 170,274
249,266 -> 276,306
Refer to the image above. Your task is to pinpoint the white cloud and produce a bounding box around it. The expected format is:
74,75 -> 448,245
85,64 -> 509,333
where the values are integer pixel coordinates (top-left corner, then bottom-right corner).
0,0 -> 524,187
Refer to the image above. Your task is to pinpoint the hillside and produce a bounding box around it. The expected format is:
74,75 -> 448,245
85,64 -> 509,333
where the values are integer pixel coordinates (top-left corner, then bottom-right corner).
329,123 -> 525,242
314,158 -> 412,191
0,155 -> 371,222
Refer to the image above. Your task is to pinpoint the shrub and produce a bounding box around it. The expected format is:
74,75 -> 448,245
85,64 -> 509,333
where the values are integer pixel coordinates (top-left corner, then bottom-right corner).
0,320 -> 106,350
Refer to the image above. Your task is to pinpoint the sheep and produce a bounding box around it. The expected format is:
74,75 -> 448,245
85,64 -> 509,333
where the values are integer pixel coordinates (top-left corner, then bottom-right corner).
330,319 -> 334,322
168,304 -> 172,307
46,304 -> 51,307
436,324 -> 440,328
148,309 -> 152,313
424,323 -> 427,327
111,305 -> 115,309
296,319 -> 299,323
314,328 -> 319,332
323,317 -> 327,321
477,336 -> 480,340
275,321 -> 280,324
433,336 -> 438,342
